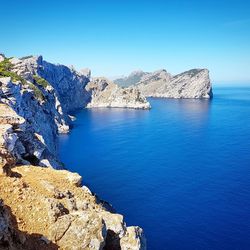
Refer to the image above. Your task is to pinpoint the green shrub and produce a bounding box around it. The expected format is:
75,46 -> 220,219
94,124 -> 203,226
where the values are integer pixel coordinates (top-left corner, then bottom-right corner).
0,58 -> 27,84
33,75 -> 49,88
27,82 -> 45,102
0,58 -> 45,102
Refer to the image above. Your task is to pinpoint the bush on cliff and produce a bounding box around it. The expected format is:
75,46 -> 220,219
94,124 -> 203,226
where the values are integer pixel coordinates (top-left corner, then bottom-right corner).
33,75 -> 49,88
0,58 -> 45,102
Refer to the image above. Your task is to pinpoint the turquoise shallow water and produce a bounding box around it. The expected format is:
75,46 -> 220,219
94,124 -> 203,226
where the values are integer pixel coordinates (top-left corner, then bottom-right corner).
59,86 -> 250,250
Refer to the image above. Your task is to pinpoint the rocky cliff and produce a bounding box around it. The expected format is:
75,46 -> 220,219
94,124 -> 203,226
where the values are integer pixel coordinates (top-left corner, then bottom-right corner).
0,54 -> 150,169
114,69 -> 213,99
0,53 -> 147,249
85,78 -> 150,109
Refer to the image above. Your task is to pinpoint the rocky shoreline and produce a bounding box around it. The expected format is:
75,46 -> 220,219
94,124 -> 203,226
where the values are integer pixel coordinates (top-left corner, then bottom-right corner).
0,54 -> 150,169
0,54 -> 147,249
0,53 -> 212,249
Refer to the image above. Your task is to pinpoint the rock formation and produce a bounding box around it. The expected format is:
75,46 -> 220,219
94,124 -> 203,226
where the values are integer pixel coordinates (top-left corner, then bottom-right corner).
0,54 -> 150,169
0,53 -> 147,249
0,165 -> 146,249
114,69 -> 213,99
86,78 -> 150,109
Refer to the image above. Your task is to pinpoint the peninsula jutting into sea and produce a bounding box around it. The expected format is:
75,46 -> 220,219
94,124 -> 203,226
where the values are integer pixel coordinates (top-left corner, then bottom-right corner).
1,0 -> 250,249
0,53 -> 211,249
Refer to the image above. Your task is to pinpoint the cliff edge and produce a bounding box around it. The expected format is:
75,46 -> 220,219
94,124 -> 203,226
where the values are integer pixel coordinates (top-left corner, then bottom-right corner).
0,52 -> 147,249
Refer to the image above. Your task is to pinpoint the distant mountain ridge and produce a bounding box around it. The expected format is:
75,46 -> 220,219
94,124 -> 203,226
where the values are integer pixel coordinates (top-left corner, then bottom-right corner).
114,68 -> 213,99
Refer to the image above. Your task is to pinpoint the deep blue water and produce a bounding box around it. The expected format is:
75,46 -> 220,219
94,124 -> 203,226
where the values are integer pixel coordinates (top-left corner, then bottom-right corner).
59,86 -> 250,250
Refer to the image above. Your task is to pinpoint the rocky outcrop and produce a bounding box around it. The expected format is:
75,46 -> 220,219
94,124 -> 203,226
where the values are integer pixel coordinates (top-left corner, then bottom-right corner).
10,56 -> 90,113
0,77 -> 65,169
0,165 -> 146,250
0,54 -> 149,168
115,69 -> 213,99
0,104 -> 24,173
9,55 -> 149,112
86,78 -> 151,109
0,53 -> 147,249
0,103 -> 63,171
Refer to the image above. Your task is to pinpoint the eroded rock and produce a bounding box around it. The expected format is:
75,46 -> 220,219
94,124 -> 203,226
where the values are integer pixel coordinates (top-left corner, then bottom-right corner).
115,68 -> 213,99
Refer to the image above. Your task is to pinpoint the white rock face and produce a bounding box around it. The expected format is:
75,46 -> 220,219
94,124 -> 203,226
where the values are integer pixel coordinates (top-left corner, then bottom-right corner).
115,69 -> 213,99
0,54 -> 151,168
85,78 -> 151,109
10,56 -> 90,113
0,54 -> 147,249
0,77 -> 66,168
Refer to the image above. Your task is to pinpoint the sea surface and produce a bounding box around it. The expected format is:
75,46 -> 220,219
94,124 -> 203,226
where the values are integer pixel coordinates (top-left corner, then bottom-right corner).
59,86 -> 250,250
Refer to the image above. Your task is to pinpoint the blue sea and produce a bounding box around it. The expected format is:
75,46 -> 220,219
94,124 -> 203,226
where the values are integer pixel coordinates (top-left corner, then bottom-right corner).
59,86 -> 250,250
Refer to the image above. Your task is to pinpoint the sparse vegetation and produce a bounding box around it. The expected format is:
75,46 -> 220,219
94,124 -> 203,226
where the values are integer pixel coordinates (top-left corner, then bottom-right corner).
0,58 -> 26,84
0,58 -> 45,102
173,69 -> 202,79
20,55 -> 33,60
33,75 -> 49,88
28,82 -> 45,102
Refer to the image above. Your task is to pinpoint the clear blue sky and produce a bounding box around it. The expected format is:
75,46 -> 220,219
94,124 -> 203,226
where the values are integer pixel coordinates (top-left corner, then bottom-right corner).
1,0 -> 250,83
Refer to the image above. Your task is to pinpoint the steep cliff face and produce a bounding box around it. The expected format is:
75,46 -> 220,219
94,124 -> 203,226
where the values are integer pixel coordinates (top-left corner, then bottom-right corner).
0,104 -> 24,171
0,103 -> 62,170
0,54 -> 147,249
0,54 -> 149,168
115,69 -> 213,99
10,56 -> 90,113
10,55 -> 149,112
86,78 -> 151,109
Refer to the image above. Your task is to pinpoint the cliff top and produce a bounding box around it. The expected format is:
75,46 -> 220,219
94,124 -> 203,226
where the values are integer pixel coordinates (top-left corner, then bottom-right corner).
0,165 -> 146,249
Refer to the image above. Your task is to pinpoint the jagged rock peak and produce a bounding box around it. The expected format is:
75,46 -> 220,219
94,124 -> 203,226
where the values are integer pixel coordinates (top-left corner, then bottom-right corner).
115,68 -> 212,99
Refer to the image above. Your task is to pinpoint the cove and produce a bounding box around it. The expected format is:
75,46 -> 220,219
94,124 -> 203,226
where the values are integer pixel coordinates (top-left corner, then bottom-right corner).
59,86 -> 250,250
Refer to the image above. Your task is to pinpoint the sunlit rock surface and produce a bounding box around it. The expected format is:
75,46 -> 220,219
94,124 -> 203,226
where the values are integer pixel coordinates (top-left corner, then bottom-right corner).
115,69 -> 213,99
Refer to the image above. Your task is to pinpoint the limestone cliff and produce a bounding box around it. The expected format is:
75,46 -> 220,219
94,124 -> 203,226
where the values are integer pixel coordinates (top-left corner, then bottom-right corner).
0,53 -> 147,249
0,54 -> 150,168
115,69 -> 213,99
10,56 -> 90,113
0,104 -> 146,249
9,55 -> 149,111
86,78 -> 150,109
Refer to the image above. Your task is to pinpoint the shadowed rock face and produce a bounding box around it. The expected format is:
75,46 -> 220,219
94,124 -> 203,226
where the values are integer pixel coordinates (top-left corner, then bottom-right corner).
115,69 -> 213,99
10,55 -> 91,113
